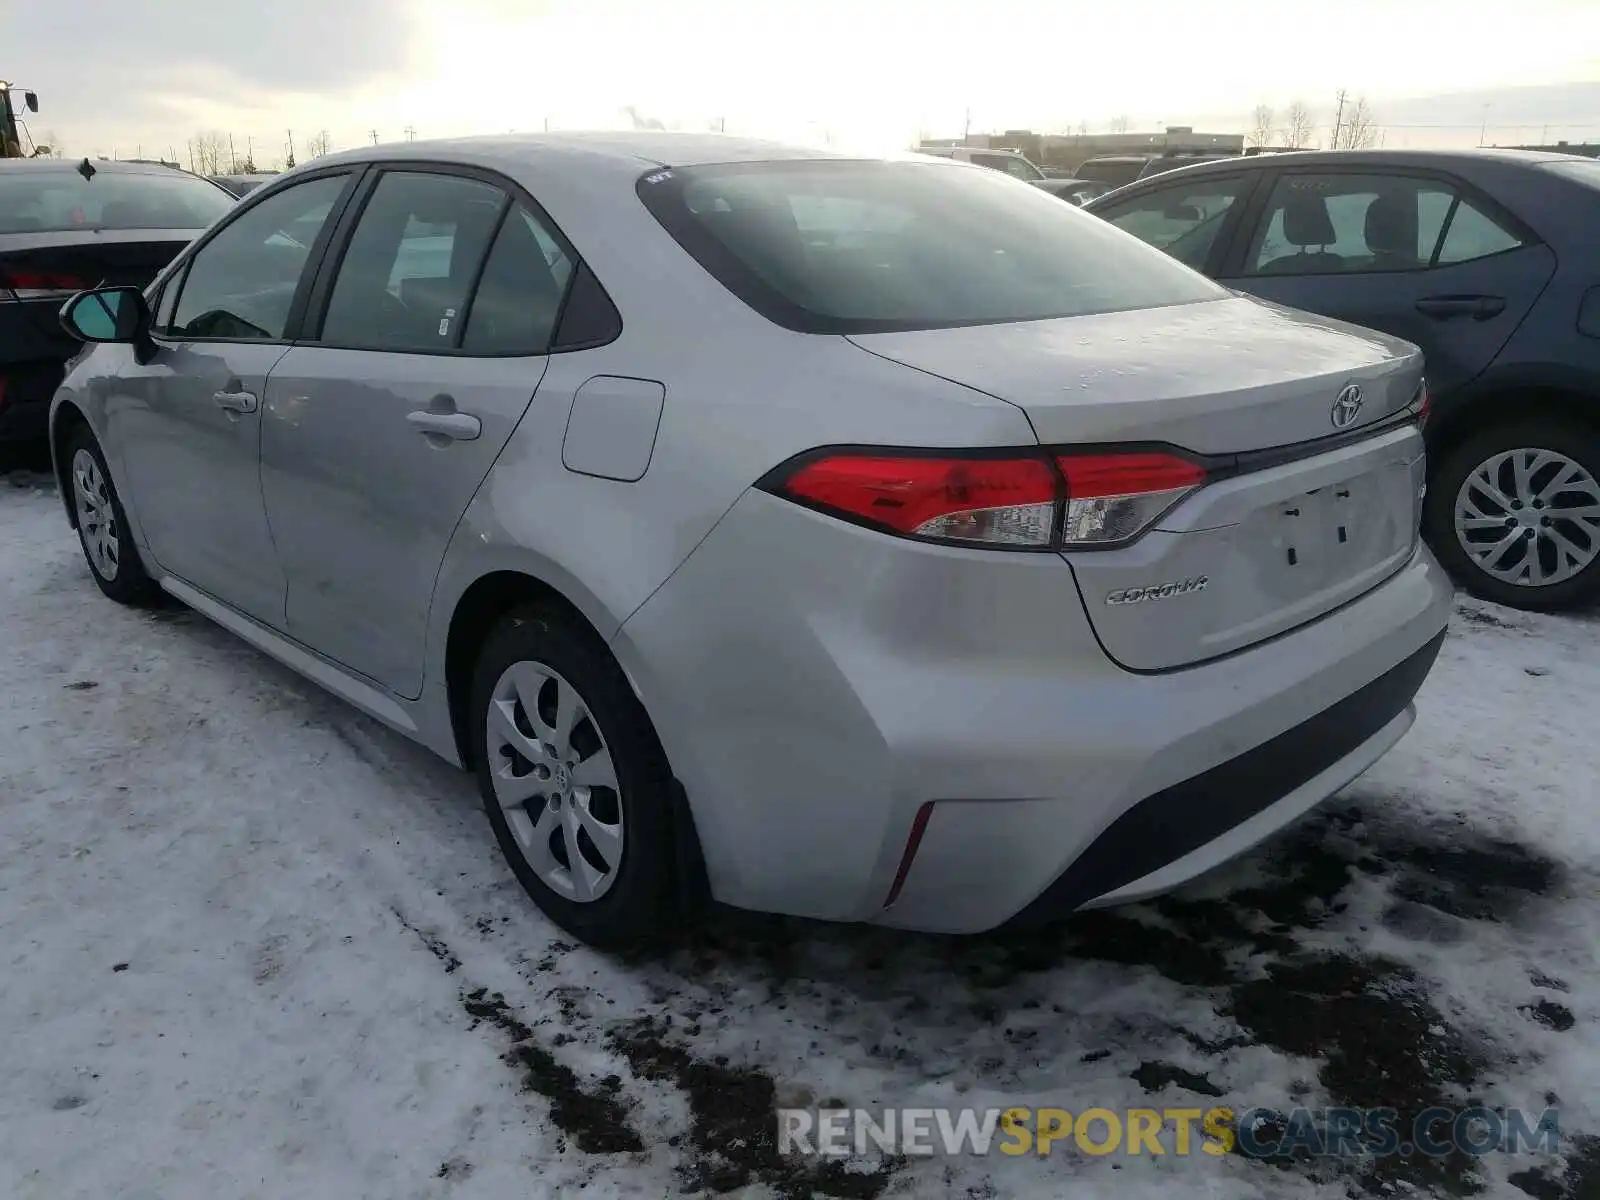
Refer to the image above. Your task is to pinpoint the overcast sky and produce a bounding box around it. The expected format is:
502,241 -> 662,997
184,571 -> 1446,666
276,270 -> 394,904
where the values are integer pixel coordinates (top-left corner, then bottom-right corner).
9,0 -> 1600,164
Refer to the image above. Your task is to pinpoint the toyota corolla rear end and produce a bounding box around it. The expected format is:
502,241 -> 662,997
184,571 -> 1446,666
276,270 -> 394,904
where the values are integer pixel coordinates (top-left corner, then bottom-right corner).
614,155 -> 1452,933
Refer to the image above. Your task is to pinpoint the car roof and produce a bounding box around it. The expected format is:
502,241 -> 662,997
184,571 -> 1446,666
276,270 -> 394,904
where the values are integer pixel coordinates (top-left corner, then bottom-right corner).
0,157 -> 194,178
1114,147 -> 1587,179
313,131 -> 860,178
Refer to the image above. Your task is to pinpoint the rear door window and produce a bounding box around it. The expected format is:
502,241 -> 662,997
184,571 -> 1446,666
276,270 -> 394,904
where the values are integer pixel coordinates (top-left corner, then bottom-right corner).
460,205 -> 575,354
318,171 -> 507,352
1243,172 -> 1526,276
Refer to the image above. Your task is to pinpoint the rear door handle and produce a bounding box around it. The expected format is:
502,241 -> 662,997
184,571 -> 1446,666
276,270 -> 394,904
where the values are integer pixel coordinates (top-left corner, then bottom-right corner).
212,387 -> 258,413
1415,295 -> 1506,321
407,408 -> 481,442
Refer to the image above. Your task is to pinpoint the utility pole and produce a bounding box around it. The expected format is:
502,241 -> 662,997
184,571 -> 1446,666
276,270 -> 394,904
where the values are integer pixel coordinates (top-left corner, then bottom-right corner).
404,125 -> 415,141
1479,105 -> 1490,147
963,106 -> 971,144
285,129 -> 295,168
246,135 -> 253,168
1331,89 -> 1347,150
229,133 -> 237,171
369,129 -> 380,145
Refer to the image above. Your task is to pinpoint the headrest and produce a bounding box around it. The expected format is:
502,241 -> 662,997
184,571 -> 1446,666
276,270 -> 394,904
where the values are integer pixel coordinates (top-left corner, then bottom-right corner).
1364,193 -> 1417,259
1282,194 -> 1336,246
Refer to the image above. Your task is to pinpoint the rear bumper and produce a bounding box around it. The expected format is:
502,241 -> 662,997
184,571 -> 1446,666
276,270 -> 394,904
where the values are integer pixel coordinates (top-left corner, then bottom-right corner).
612,489 -> 1454,933
1007,629 -> 1441,923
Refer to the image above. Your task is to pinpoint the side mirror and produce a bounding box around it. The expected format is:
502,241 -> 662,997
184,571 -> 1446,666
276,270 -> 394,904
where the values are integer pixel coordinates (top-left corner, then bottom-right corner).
60,287 -> 150,344
24,91 -> 39,113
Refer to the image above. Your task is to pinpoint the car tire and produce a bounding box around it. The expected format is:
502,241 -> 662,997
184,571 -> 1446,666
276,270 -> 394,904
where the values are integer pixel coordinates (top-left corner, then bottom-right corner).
470,604 -> 679,948
1425,417 -> 1600,611
64,426 -> 162,607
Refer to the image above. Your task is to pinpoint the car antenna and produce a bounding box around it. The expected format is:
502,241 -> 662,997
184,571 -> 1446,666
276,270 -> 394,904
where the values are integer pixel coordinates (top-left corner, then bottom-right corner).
76,156 -> 96,181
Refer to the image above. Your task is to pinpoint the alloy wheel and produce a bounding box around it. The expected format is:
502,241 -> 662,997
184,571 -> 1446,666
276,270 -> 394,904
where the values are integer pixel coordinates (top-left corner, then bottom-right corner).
486,662 -> 623,903
1453,446 -> 1600,589
72,448 -> 120,582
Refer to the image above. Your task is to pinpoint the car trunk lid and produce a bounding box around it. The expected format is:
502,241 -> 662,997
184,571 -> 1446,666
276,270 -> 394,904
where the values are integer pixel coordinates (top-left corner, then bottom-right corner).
850,296 -> 1428,670
847,295 -> 1421,453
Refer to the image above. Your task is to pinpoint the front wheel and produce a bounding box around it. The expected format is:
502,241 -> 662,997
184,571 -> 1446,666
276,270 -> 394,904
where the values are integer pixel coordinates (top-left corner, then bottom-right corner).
469,605 -> 680,947
65,427 -> 161,607
1424,418 -> 1600,611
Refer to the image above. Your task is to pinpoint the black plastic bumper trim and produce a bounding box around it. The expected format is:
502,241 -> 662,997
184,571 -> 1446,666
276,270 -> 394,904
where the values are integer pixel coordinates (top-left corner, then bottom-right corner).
1007,628 -> 1446,926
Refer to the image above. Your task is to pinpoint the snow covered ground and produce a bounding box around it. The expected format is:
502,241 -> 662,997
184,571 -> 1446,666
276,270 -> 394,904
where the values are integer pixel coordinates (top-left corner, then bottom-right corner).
1,465 -> 1597,1200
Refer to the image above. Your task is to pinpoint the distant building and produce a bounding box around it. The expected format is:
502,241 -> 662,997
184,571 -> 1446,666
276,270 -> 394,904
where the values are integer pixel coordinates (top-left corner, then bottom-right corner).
918,126 -> 1246,172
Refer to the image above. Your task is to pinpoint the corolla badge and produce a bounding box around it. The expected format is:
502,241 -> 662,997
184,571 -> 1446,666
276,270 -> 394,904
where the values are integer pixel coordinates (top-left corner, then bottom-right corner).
1331,384 -> 1364,429
1106,576 -> 1209,606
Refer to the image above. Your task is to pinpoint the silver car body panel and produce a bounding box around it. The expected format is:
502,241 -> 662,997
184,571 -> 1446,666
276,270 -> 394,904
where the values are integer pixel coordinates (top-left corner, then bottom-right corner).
50,133 -> 1453,932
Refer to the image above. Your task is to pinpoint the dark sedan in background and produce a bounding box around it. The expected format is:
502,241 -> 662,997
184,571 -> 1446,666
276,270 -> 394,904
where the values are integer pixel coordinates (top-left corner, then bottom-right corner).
1,158 -> 233,448
1087,149 -> 1600,611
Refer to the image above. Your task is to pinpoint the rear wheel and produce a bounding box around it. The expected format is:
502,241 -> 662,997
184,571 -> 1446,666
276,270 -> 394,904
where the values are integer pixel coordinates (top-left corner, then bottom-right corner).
65,427 -> 161,607
470,605 -> 679,947
1425,417 -> 1600,611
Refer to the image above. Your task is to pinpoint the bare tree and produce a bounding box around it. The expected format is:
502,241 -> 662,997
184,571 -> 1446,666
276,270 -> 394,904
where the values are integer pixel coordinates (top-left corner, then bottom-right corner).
1248,104 -> 1276,148
1332,96 -> 1380,149
187,130 -> 230,175
1282,100 -> 1316,149
1109,114 -> 1130,134
303,129 -> 331,159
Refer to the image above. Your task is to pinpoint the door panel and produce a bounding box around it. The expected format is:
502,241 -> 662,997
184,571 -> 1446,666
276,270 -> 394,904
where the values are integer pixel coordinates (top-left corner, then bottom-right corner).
108,172 -> 355,624
1221,171 -> 1555,397
259,174 -> 574,696
260,348 -> 548,695
111,344 -> 290,620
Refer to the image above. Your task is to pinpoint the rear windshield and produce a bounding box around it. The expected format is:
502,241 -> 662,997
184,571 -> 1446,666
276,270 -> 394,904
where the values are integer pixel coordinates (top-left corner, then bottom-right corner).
1542,159 -> 1600,191
637,160 -> 1222,333
0,169 -> 234,235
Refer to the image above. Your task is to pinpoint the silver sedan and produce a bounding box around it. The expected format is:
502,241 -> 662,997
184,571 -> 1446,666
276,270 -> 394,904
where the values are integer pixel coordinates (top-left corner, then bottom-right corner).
50,133 -> 1451,945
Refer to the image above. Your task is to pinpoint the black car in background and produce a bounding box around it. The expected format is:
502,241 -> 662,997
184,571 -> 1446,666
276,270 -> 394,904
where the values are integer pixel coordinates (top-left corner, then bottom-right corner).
1074,152 -> 1239,189
1087,149 -> 1600,611
0,159 -> 234,447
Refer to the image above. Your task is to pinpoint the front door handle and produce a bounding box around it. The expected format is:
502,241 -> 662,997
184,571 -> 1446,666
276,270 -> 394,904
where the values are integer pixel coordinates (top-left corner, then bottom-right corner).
407,407 -> 481,442
212,387 -> 258,413
1415,295 -> 1506,321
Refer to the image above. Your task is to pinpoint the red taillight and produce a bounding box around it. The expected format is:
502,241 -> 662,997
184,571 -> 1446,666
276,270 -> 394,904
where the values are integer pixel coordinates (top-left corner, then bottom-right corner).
776,453 -> 1060,547
766,448 -> 1207,549
1415,383 -> 1432,427
0,269 -> 90,292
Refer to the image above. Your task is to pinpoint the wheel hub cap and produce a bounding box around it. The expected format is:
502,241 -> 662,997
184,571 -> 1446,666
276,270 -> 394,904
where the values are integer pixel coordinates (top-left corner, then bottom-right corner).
1453,446 -> 1600,588
71,448 -> 120,582
486,662 -> 623,904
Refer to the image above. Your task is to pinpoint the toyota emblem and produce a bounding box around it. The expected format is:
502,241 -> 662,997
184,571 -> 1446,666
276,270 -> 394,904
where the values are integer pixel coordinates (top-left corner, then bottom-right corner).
1331,384 -> 1364,429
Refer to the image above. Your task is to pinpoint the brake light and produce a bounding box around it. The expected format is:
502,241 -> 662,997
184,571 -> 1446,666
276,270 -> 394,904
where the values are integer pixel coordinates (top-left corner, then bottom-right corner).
1414,382 -> 1432,427
776,453 -> 1059,546
0,268 -> 90,291
765,448 -> 1207,549
1056,452 -> 1206,546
